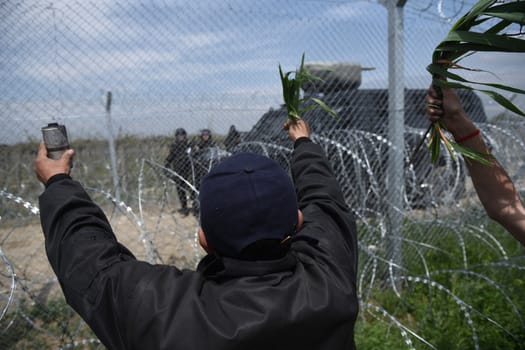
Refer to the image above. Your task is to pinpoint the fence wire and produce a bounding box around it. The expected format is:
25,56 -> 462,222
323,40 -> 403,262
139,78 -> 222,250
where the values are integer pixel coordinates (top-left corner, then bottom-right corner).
1,0 -> 524,348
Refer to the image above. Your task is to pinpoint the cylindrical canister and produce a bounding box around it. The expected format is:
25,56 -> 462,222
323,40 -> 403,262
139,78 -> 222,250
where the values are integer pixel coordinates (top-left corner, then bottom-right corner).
41,123 -> 70,160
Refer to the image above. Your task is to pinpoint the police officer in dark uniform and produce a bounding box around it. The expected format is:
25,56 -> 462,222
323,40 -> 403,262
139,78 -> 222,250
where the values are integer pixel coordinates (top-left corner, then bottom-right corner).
191,129 -> 216,215
224,124 -> 241,152
193,128 -> 215,158
164,128 -> 195,216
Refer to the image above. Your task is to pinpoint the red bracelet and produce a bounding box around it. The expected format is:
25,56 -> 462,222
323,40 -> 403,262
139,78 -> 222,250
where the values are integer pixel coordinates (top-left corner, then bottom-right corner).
455,128 -> 480,143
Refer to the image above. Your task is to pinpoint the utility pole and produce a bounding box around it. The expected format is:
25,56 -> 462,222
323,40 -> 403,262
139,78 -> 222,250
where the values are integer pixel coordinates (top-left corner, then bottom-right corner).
105,91 -> 121,202
381,0 -> 406,288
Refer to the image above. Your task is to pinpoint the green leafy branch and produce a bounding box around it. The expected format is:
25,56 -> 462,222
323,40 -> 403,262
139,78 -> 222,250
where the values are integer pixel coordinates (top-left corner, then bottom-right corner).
424,0 -> 525,164
426,119 -> 495,165
279,53 -> 340,122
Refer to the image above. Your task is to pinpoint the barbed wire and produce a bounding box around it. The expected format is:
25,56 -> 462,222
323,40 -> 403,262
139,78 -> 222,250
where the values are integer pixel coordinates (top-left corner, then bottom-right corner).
1,0 -> 524,348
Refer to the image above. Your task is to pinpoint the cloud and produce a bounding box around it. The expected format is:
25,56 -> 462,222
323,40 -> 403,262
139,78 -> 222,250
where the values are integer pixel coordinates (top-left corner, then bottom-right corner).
321,1 -> 375,21
2,0 -> 524,143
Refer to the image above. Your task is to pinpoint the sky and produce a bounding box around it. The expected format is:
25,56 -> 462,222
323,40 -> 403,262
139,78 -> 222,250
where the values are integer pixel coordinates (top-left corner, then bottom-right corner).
1,0 -> 524,144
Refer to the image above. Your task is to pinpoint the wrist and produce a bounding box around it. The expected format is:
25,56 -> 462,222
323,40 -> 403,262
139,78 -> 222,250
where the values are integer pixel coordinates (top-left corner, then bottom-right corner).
454,128 -> 480,143
293,137 -> 312,149
443,112 -> 477,139
45,173 -> 71,188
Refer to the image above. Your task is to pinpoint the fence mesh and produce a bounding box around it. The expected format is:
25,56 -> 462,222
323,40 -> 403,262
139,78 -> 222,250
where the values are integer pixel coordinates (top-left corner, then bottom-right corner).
1,0 -> 524,348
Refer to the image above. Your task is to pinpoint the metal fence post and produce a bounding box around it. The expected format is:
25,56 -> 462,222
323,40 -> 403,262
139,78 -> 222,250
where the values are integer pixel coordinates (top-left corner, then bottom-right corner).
105,91 -> 121,202
384,0 -> 406,286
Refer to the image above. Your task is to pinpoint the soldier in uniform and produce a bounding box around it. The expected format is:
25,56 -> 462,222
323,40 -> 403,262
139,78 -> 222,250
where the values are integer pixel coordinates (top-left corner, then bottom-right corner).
164,128 -> 195,216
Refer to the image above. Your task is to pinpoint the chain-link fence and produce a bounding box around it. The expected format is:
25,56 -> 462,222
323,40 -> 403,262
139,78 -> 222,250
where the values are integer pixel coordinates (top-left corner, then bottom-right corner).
1,0 -> 524,348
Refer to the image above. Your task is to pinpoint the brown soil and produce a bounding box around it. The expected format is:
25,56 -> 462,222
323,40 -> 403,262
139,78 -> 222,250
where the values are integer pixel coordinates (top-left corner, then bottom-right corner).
0,208 -> 204,305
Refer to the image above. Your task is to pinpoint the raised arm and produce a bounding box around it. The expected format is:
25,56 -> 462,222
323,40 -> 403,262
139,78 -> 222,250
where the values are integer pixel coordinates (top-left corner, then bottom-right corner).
426,85 -> 525,246
286,120 -> 348,211
286,119 -> 357,262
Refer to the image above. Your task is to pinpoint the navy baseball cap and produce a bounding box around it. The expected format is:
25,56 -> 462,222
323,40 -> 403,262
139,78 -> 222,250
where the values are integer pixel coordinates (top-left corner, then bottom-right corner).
199,153 -> 298,258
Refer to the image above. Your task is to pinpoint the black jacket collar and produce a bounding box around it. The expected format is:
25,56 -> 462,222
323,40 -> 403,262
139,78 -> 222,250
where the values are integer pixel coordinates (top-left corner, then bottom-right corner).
197,252 -> 297,280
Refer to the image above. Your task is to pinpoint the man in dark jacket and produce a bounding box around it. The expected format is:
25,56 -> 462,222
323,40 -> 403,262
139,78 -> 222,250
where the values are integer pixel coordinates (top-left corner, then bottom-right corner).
191,128 -> 219,215
35,119 -> 359,349
192,129 -> 215,176
224,124 -> 241,152
164,128 -> 196,216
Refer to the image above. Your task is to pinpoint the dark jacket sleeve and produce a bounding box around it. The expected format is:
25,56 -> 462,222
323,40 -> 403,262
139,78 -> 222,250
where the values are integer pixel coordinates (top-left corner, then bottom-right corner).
38,176 -> 182,349
291,138 -> 358,276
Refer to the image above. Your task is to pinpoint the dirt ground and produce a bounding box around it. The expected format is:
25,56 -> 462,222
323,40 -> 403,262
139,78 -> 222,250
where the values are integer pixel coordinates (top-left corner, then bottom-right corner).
0,207 -> 204,306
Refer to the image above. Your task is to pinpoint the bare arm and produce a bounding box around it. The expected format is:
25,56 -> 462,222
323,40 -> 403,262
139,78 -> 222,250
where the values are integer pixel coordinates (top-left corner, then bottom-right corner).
426,85 -> 525,246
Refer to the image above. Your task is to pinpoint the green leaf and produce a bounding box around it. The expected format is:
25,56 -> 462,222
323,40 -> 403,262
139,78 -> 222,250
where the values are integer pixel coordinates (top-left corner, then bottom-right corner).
427,63 -> 525,94
278,53 -> 340,123
429,124 -> 443,164
451,0 -> 496,31
485,19 -> 512,35
477,89 -> 525,117
426,121 -> 494,165
298,103 -> 319,115
443,31 -> 525,52
451,142 -> 494,165
310,97 -> 341,119
484,11 -> 525,25
436,122 -> 457,161
433,79 -> 525,117
435,42 -> 518,53
484,2 -> 525,25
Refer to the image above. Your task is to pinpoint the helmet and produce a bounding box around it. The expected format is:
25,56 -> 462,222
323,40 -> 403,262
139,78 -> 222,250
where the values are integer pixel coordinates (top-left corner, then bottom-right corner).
175,128 -> 187,137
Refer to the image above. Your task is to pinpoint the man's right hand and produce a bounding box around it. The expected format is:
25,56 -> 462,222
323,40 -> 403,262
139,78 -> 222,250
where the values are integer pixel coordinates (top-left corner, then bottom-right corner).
426,85 -> 477,139
34,141 -> 75,185
285,119 -> 311,142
